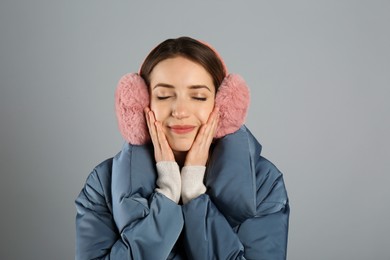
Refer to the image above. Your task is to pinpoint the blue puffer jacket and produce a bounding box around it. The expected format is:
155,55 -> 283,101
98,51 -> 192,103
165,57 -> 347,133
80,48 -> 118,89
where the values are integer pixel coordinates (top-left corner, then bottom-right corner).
75,126 -> 289,259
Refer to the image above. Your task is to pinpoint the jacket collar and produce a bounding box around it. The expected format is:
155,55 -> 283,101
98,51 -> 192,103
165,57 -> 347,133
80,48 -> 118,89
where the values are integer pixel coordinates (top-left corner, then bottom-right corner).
112,125 -> 261,227
206,125 -> 261,226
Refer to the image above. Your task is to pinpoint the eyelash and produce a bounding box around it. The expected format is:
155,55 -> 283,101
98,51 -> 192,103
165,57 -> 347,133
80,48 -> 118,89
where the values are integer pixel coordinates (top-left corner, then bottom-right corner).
156,96 -> 207,101
157,96 -> 170,100
193,97 -> 207,101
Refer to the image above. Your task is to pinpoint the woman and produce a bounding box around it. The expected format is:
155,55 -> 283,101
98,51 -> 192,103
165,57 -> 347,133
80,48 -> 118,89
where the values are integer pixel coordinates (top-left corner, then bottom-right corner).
75,37 -> 289,259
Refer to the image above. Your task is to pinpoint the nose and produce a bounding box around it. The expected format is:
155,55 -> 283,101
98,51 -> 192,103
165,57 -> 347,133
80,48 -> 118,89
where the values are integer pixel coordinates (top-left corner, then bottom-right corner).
171,99 -> 189,119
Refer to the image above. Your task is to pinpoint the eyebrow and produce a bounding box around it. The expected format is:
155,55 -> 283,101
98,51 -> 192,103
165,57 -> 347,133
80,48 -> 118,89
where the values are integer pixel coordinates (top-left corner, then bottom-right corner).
153,83 -> 174,90
189,85 -> 212,92
153,83 -> 211,92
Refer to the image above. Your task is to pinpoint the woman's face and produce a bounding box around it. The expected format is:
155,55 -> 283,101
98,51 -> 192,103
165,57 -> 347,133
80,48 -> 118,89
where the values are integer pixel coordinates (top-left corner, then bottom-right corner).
149,56 -> 216,152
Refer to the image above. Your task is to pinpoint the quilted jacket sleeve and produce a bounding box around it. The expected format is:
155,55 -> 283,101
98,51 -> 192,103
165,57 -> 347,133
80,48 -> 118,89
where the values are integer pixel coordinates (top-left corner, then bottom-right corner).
75,160 -> 184,260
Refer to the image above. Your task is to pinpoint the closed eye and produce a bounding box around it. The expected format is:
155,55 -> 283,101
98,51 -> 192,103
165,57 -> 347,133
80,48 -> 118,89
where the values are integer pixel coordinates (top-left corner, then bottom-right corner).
193,97 -> 207,101
157,96 -> 171,100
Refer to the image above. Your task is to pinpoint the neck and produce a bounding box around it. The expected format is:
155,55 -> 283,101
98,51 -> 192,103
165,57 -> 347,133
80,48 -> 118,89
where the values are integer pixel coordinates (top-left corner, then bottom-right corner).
173,151 -> 187,168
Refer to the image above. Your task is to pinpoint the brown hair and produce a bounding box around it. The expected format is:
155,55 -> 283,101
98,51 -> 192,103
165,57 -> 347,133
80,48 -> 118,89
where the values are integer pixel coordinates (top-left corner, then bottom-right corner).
140,36 -> 226,92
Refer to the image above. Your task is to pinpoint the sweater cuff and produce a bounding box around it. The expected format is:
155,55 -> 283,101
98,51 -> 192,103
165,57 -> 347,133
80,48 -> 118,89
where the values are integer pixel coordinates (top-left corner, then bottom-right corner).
181,166 -> 206,204
155,161 -> 181,203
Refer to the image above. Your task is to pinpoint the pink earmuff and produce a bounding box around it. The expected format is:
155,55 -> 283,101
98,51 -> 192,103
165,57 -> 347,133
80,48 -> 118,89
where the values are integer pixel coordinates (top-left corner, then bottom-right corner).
115,73 -> 150,145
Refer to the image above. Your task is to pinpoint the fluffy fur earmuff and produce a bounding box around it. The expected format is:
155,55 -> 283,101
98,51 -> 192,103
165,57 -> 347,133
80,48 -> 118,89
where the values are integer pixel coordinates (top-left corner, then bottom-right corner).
214,74 -> 250,138
115,73 -> 150,145
115,73 -> 250,145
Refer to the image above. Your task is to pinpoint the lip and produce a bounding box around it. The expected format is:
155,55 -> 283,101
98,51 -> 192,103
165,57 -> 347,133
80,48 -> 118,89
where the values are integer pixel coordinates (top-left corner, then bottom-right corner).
169,125 -> 196,134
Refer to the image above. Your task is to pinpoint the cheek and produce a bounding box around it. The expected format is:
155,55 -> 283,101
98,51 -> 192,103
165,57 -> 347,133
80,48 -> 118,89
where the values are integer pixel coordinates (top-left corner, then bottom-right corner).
150,101 -> 167,122
198,103 -> 215,123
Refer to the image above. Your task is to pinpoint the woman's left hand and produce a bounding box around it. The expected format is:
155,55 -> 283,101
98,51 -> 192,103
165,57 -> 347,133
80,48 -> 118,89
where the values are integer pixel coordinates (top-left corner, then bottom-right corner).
184,107 -> 219,166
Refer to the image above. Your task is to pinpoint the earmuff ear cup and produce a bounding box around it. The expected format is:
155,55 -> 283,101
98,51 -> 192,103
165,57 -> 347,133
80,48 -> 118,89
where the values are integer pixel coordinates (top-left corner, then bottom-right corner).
115,73 -> 250,145
115,73 -> 150,145
215,74 -> 250,138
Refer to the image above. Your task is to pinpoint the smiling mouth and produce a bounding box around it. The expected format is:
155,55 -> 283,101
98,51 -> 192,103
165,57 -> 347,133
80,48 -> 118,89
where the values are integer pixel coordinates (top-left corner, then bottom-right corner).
169,125 -> 196,134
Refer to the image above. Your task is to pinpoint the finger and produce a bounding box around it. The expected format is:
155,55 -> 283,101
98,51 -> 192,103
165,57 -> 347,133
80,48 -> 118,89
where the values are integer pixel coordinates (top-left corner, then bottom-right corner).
192,109 -> 216,148
213,113 -> 219,136
194,126 -> 212,154
190,108 -> 219,152
210,109 -> 219,138
185,108 -> 220,166
144,107 -> 152,132
155,121 -> 167,149
155,121 -> 175,161
146,110 -> 163,157
201,109 -> 219,146
146,110 -> 157,141
185,123 -> 209,166
144,107 -> 152,133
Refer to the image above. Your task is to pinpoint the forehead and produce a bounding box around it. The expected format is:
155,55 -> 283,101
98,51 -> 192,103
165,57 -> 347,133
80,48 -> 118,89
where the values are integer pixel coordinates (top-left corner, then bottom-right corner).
149,56 -> 215,90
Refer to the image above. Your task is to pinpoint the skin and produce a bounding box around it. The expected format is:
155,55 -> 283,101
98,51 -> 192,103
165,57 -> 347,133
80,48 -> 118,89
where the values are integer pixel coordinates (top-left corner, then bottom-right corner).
144,56 -> 219,167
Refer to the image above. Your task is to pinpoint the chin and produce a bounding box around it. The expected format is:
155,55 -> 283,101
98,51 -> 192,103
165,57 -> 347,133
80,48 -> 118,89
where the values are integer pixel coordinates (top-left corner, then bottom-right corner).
170,144 -> 191,152
168,140 -> 193,152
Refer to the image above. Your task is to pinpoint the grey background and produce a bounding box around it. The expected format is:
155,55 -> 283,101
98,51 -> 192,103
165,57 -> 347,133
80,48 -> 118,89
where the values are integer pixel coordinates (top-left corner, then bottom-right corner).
1,1 -> 389,259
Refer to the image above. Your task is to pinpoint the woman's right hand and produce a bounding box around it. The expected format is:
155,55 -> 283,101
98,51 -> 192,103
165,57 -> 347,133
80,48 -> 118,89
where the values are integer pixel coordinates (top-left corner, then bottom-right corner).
145,107 -> 175,162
